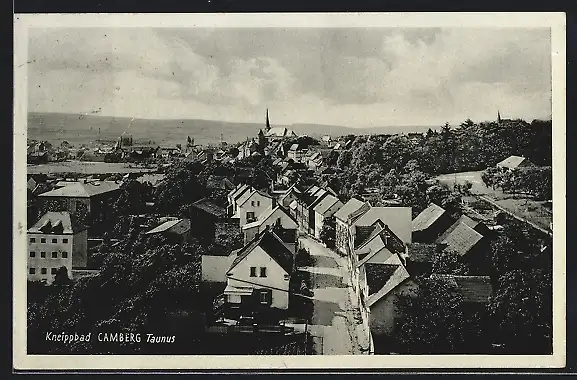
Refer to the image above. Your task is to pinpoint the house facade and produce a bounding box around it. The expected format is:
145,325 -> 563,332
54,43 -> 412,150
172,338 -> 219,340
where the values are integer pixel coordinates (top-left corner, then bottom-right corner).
312,194 -> 343,239
334,198 -> 369,255
223,229 -> 294,315
27,211 -> 88,284
242,205 -> 298,246
237,190 -> 275,228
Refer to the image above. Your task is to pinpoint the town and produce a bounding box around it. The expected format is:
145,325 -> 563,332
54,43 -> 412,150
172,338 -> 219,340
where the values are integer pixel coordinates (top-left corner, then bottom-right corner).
26,109 -> 553,356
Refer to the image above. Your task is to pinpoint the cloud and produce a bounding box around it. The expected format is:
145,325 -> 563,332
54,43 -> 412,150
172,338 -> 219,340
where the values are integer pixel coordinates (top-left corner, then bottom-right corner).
27,27 -> 552,127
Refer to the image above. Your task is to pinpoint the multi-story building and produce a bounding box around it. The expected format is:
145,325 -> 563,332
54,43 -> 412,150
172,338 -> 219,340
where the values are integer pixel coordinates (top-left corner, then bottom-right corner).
27,211 -> 88,284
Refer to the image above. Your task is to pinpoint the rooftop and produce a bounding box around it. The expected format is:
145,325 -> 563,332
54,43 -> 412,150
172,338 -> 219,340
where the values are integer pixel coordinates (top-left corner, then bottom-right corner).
227,228 -> 294,274
28,211 -> 85,234
38,181 -> 121,198
365,263 -> 400,296
145,218 -> 191,236
192,198 -> 227,218
313,194 -> 342,215
412,203 -> 446,232
496,155 -> 531,170
334,198 -> 365,222
431,274 -> 493,303
353,206 -> 413,243
438,222 -> 484,257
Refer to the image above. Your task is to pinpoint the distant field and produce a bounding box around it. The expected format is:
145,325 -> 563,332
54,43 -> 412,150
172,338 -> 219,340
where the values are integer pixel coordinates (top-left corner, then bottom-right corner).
26,112 -> 437,148
436,170 -> 552,231
27,161 -> 157,175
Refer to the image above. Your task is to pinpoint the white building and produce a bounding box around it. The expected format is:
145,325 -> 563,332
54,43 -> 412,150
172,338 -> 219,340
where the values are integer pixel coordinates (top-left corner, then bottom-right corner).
27,211 -> 88,284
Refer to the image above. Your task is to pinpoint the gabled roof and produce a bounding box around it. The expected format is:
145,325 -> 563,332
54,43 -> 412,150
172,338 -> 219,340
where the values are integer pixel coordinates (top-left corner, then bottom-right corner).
352,206 -> 412,243
206,175 -> 235,190
365,264 -> 399,296
496,155 -> 530,170
192,198 -> 226,218
145,218 -> 190,235
367,264 -> 411,307
438,222 -> 484,256
313,194 -> 342,215
436,215 -> 479,243
412,203 -> 446,232
236,188 -> 256,208
289,143 -> 300,151
28,211 -> 85,234
238,189 -> 273,208
334,198 -> 365,222
38,181 -> 121,198
241,204 -> 297,230
356,241 -> 404,268
227,228 -> 294,275
430,274 -> 493,303
355,220 -> 386,250
228,183 -> 248,199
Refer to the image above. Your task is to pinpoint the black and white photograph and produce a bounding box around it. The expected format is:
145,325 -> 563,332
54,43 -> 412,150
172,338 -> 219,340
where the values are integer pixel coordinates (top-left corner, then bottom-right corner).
13,13 -> 566,370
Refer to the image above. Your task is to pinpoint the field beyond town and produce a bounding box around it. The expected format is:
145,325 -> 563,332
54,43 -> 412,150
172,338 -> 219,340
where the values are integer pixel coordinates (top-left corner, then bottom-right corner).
27,161 -> 157,175
436,171 -> 552,232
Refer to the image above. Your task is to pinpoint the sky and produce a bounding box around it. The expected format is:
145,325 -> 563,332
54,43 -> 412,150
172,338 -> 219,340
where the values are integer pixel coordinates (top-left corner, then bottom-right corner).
27,27 -> 552,128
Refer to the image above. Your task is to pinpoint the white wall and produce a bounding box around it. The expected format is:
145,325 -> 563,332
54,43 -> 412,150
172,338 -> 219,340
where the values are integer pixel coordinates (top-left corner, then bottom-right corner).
314,200 -> 343,239
202,255 -> 229,283
28,232 -> 74,284
369,280 -> 418,336
226,246 -> 290,309
238,193 -> 274,228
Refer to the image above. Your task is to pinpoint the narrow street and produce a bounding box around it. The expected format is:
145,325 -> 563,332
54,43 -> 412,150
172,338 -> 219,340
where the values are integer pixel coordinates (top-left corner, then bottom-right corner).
297,236 -> 369,355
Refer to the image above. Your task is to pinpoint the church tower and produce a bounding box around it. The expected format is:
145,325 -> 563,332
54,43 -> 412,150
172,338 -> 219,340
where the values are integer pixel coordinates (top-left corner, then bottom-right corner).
258,129 -> 266,151
497,110 -> 502,124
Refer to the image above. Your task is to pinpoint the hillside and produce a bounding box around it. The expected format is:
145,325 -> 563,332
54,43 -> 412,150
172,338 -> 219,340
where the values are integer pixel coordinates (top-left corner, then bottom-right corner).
26,112 -> 437,147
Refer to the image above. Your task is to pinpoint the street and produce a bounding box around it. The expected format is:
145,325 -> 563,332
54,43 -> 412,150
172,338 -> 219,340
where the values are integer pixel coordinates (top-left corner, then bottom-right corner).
297,236 -> 369,355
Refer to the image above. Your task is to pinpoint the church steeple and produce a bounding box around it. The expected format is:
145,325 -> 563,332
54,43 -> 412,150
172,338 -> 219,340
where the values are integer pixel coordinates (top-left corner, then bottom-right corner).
265,108 -> 271,131
497,110 -> 502,124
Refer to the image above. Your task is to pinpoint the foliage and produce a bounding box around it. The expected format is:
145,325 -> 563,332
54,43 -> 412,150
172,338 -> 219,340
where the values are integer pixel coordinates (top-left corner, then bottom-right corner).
394,276 -> 472,354
431,250 -> 470,275
319,216 -> 336,248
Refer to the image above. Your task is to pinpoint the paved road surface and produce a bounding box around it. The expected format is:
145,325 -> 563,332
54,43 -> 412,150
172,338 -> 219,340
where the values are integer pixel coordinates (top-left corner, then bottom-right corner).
296,237 -> 368,355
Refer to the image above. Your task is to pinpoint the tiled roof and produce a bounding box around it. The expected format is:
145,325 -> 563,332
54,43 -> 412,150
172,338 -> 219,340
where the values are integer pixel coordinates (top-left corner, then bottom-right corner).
438,223 -> 483,257
313,194 -> 342,215
28,211 -> 85,234
334,198 -> 365,222
38,181 -> 121,198
496,155 -> 530,170
407,243 -> 438,263
412,203 -> 446,232
192,198 -> 226,218
353,206 -> 413,243
365,263 -> 399,296
227,228 -> 294,274
241,204 -> 297,230
206,175 -> 235,190
431,275 -> 493,303
145,218 -> 190,235
367,264 -> 411,307
436,215 -> 478,243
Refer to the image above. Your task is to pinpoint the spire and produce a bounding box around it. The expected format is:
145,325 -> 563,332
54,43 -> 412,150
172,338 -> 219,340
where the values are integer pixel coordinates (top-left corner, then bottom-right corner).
265,108 -> 271,131
497,110 -> 502,124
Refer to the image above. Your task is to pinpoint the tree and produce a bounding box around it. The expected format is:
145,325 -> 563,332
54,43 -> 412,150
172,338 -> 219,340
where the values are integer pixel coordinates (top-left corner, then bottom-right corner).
319,216 -> 336,248
395,276 -> 469,354
432,250 -> 469,275
488,269 -> 552,353
53,266 -> 73,286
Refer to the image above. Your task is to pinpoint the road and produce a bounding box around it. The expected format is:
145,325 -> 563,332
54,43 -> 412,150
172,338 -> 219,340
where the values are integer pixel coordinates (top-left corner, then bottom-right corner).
296,236 -> 369,355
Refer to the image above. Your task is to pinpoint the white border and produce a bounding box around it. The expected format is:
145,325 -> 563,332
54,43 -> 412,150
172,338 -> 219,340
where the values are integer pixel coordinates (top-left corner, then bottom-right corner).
13,12 -> 567,370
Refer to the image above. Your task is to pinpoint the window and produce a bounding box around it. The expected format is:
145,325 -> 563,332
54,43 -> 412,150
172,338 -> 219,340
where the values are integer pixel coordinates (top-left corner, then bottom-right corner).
30,251 -> 36,258
52,252 -> 58,259
29,268 -> 36,275
29,238 -> 36,243
52,238 -> 58,243
51,268 -> 57,274
246,212 -> 255,221
62,238 -> 69,244
251,201 -> 255,206
250,267 -> 257,277
62,252 -> 68,258
259,290 -> 269,304
40,238 -> 46,243
40,252 -> 46,258
41,268 -> 47,274
260,267 -> 267,278
257,201 -> 260,207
